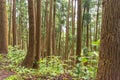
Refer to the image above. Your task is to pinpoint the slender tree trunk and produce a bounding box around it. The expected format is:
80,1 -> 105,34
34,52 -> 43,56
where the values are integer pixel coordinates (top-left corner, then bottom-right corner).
65,0 -> 70,60
94,0 -> 100,51
12,0 -> 17,46
95,0 -> 100,41
89,25 -> 92,51
45,0 -> 49,57
71,0 -> 75,56
97,0 -> 120,80
58,25 -> 62,56
8,0 -> 12,45
76,0 -> 82,63
52,0 -> 56,55
18,0 -> 23,48
22,0 -> 36,68
86,4 -> 90,49
0,0 -> 8,54
47,0 -> 53,56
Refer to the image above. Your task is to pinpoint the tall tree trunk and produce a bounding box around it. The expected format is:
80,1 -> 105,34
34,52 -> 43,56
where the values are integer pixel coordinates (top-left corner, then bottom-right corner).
65,0 -> 70,60
8,0 -> 12,45
52,0 -> 56,55
0,0 -> 8,54
33,0 -> 41,69
95,0 -> 100,41
12,0 -> 17,46
47,0 -> 53,56
71,0 -> 75,56
44,0 -> 49,57
97,0 -> 120,80
86,3 -> 90,49
76,0 -> 82,63
94,0 -> 100,51
18,0 -> 23,48
22,0 -> 36,68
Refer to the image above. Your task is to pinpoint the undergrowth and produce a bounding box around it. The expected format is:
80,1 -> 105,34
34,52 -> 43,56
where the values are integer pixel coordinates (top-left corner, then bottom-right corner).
1,46 -> 98,80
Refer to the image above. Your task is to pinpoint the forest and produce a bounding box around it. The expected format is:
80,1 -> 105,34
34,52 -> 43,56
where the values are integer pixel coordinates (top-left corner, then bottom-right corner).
0,0 -> 119,80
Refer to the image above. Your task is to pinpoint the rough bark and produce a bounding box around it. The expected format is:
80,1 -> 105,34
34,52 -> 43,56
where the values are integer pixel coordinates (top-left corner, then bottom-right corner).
97,0 -> 120,80
0,0 -> 8,54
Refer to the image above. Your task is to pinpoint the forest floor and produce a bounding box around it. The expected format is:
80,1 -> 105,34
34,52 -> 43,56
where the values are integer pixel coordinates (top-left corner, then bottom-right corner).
0,54 -> 73,80
0,54 -> 15,80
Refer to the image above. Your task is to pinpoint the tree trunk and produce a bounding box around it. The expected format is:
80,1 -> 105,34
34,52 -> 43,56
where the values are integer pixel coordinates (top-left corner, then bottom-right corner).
76,0 -> 82,63
33,0 -> 41,69
12,0 -> 17,46
47,0 -> 52,56
97,0 -> 120,80
71,0 -> 75,56
45,0 -> 49,57
52,0 -> 56,55
0,0 -> 8,54
94,0 -> 100,51
86,3 -> 90,49
8,0 -> 12,45
22,0 -> 36,68
65,0 -> 70,60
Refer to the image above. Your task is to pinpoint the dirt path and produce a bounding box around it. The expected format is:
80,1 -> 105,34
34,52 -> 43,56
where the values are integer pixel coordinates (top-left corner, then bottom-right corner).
0,70 -> 14,80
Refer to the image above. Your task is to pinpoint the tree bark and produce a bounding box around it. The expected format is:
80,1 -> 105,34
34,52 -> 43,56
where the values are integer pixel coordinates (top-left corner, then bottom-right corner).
0,0 -> 8,54
97,0 -> 120,80
33,0 -> 41,69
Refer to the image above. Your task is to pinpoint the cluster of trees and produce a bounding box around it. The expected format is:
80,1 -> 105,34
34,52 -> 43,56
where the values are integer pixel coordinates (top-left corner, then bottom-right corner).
0,0 -> 119,79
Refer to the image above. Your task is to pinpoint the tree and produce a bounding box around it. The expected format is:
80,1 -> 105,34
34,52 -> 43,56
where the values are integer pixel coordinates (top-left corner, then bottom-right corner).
65,0 -> 70,60
76,0 -> 82,63
22,0 -> 36,68
97,0 -> 120,80
0,0 -> 8,54
52,0 -> 56,55
8,0 -> 12,45
47,0 -> 53,56
33,0 -> 41,69
12,0 -> 17,46
94,0 -> 100,51
71,0 -> 76,56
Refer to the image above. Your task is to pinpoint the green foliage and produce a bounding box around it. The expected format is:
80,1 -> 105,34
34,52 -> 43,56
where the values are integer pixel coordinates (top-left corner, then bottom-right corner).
0,54 -> 3,60
92,39 -> 100,46
5,46 -> 64,79
3,46 -> 99,79
38,56 -> 64,76
7,46 -> 26,66
5,75 -> 23,80
74,51 -> 98,80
